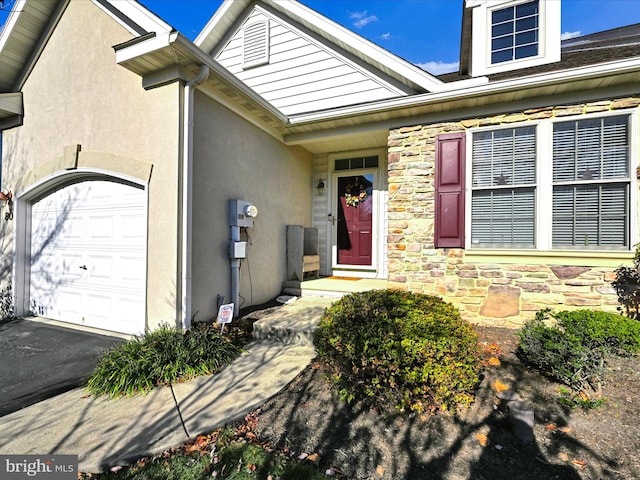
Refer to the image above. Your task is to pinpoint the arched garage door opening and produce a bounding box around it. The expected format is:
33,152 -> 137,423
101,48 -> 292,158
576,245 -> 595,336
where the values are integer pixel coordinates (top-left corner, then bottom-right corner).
27,176 -> 147,335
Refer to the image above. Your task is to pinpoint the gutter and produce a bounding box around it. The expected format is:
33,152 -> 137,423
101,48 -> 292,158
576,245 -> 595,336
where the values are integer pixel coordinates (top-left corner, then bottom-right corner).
115,31 -> 288,125
181,64 -> 209,330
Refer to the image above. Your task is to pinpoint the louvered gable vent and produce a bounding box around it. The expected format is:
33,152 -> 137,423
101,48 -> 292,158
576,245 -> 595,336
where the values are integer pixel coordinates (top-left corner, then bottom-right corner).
243,20 -> 269,68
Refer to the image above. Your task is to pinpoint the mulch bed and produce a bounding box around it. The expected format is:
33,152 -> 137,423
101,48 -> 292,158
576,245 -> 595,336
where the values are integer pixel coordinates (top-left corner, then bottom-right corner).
252,325 -> 640,479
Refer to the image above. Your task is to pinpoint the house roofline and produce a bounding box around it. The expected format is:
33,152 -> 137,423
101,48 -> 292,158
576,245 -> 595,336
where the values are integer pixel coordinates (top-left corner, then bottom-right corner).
114,30 -> 289,125
286,56 -> 640,126
195,0 -> 445,93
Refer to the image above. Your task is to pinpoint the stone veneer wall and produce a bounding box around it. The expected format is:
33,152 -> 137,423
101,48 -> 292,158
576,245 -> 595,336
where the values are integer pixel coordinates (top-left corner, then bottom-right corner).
386,97 -> 640,327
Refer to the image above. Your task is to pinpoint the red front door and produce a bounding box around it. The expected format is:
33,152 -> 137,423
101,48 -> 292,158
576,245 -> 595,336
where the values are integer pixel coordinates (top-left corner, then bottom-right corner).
337,174 -> 373,266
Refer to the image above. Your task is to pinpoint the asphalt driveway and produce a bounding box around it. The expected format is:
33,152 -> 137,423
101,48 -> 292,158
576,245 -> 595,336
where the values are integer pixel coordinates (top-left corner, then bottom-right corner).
0,318 -> 124,417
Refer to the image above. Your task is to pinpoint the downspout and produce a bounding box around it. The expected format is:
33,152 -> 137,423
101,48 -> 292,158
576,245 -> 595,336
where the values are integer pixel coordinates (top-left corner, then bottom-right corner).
181,64 -> 209,330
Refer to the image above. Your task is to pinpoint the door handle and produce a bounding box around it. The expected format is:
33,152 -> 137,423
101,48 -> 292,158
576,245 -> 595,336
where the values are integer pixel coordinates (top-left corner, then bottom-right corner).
79,265 -> 88,270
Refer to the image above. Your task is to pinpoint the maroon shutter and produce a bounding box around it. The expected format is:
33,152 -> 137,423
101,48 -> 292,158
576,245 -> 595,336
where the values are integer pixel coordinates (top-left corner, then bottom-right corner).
435,132 -> 465,248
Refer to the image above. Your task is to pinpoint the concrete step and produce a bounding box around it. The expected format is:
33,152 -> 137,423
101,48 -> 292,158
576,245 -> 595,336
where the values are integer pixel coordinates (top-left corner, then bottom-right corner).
252,296 -> 335,345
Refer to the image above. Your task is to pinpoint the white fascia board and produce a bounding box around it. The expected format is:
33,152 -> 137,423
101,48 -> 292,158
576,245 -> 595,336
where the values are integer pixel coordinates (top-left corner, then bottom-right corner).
114,31 -> 177,64
288,57 -> 640,125
265,0 -> 446,92
172,34 -> 289,124
0,92 -> 23,115
92,0 -> 173,36
0,0 -> 27,54
194,0 -> 249,49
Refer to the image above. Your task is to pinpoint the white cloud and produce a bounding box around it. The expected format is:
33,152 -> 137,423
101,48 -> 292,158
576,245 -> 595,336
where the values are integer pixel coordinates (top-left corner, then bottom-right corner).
380,32 -> 391,40
416,61 -> 460,75
561,30 -> 581,40
349,10 -> 378,28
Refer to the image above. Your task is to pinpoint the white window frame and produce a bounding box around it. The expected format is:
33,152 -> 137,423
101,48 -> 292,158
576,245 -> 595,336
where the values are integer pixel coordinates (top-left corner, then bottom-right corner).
468,0 -> 560,76
490,0 -> 540,65
465,110 -> 638,252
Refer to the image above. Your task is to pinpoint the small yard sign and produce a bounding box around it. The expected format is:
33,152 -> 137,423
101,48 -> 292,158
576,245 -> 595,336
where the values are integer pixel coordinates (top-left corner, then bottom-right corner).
216,303 -> 234,333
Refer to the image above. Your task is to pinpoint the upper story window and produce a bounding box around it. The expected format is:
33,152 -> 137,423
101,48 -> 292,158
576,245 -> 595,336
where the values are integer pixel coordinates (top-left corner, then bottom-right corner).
467,0 -> 560,76
491,0 -> 539,64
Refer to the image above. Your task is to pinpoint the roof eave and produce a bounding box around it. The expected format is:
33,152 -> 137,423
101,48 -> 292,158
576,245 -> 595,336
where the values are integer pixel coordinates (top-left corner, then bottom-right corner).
114,31 -> 289,126
0,92 -> 23,129
194,0 -> 445,93
286,57 -> 640,126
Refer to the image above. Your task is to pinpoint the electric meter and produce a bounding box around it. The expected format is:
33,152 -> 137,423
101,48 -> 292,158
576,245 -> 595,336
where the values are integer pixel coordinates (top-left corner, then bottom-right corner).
244,204 -> 258,218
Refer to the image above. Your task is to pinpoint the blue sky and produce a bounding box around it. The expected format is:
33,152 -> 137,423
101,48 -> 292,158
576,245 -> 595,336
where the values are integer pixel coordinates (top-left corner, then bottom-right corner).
2,0 -> 640,74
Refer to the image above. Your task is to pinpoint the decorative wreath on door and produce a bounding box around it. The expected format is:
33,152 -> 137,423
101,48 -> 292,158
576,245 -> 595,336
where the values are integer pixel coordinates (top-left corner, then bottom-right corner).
344,179 -> 368,207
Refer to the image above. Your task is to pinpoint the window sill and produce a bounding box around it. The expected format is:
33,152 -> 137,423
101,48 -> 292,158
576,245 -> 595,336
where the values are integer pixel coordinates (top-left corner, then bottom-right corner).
464,249 -> 634,267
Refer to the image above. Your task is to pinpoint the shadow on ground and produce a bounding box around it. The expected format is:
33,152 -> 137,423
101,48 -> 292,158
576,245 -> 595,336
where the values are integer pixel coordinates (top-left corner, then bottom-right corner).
253,326 -> 640,480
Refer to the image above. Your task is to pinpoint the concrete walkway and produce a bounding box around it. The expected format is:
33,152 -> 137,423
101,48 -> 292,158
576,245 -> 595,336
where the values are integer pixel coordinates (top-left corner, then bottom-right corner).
0,296 -> 335,473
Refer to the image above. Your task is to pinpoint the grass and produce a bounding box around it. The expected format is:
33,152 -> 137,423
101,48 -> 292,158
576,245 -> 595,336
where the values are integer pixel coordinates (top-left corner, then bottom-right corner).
80,422 -> 331,480
85,322 -> 244,398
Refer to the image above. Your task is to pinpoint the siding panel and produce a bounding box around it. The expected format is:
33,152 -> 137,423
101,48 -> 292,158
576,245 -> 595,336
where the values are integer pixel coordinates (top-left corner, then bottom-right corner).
214,5 -> 408,116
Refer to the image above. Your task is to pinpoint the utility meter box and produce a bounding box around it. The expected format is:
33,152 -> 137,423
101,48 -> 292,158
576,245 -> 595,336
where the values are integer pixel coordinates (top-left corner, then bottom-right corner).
230,241 -> 247,259
229,199 -> 258,228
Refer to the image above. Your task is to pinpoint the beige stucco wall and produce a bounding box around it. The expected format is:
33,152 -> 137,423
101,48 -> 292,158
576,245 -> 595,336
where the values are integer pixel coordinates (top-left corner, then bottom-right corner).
387,98 -> 640,327
1,1 -> 182,329
190,90 -> 313,320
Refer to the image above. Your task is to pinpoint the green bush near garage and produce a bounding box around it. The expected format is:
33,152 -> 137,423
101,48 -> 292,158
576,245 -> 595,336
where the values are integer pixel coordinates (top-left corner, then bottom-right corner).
85,322 -> 244,398
314,289 -> 482,414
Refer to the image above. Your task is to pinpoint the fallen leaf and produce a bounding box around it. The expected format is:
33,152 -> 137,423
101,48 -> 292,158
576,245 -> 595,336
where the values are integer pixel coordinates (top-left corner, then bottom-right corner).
558,452 -> 570,462
482,342 -> 503,355
558,426 -> 572,433
545,424 -> 557,431
488,357 -> 501,366
298,453 -> 309,460
325,468 -> 336,476
376,465 -> 385,476
494,444 -> 504,450
492,380 -> 510,392
306,453 -> 321,465
475,433 -> 489,447
572,459 -> 587,466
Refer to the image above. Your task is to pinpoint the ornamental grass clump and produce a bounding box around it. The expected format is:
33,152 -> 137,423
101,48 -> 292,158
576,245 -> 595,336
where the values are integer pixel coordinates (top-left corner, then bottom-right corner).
314,289 -> 482,414
86,322 -> 243,398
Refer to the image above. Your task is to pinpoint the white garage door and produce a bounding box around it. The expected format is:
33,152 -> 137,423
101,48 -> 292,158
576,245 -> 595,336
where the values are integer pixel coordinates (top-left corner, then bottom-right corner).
30,179 -> 146,334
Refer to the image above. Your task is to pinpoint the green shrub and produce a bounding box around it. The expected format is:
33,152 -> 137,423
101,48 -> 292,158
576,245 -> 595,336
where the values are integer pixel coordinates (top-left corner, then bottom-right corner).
86,323 -> 243,397
517,309 -> 640,400
612,243 -> 640,320
314,289 -> 482,414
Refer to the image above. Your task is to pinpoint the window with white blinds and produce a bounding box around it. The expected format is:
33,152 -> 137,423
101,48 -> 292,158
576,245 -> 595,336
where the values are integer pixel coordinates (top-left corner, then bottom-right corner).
468,114 -> 633,251
552,116 -> 630,248
471,127 -> 536,247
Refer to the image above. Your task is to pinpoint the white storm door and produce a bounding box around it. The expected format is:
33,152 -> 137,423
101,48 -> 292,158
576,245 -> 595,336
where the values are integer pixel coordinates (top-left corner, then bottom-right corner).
30,180 -> 146,334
